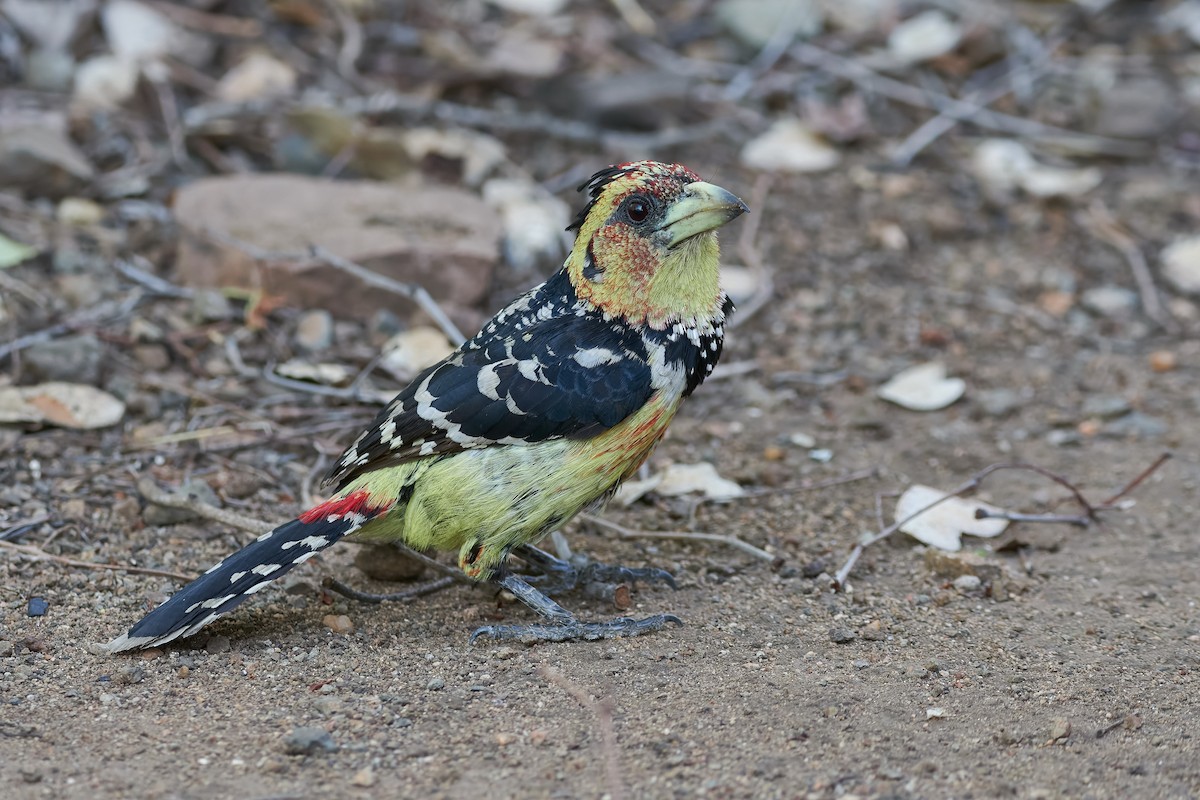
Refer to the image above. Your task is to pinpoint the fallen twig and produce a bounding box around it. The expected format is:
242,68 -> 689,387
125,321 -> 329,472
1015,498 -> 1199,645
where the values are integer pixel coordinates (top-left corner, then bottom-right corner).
0,540 -> 194,582
1079,203 -> 1177,332
201,229 -> 467,346
789,42 -> 1147,158
539,664 -> 626,800
583,514 -> 775,563
728,174 -> 775,331
832,453 -> 1171,590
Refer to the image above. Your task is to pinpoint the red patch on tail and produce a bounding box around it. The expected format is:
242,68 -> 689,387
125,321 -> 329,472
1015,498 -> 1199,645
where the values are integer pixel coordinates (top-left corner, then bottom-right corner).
299,490 -> 374,524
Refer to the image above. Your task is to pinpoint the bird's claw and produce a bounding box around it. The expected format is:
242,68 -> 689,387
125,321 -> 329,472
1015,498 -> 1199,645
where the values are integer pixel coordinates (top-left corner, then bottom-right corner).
470,613 -> 683,644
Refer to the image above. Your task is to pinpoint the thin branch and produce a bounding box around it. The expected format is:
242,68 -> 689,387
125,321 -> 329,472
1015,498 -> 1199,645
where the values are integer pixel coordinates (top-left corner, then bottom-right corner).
137,478 -> 270,535
0,540 -> 194,582
583,514 -> 775,563
832,454 -> 1171,589
200,228 -> 466,345
323,575 -> 457,604
1079,203 -> 1176,332
789,42 -> 1147,158
539,664 -> 626,800
728,174 -> 775,331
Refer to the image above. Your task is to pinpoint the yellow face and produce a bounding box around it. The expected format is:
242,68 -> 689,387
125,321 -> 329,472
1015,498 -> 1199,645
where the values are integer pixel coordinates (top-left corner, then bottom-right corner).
566,161 -> 748,329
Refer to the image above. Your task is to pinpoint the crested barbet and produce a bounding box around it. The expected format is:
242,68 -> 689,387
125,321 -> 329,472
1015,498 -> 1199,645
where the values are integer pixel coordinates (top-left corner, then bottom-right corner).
107,161 -> 748,651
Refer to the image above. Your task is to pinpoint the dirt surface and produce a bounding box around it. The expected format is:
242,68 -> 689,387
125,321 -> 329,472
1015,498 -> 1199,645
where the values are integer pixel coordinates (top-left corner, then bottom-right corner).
3,2 -> 1200,799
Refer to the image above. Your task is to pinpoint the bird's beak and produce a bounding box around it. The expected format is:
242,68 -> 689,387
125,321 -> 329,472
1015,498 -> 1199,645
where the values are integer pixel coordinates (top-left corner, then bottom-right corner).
658,181 -> 749,248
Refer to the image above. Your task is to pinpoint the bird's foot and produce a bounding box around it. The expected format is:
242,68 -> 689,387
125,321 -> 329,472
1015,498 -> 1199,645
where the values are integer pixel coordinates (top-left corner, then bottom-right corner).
470,614 -> 683,644
471,572 -> 682,644
514,544 -> 676,595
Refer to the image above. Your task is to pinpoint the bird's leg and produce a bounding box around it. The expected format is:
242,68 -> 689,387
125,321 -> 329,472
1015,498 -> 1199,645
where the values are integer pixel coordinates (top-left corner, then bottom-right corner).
512,544 -> 677,595
470,573 -> 683,644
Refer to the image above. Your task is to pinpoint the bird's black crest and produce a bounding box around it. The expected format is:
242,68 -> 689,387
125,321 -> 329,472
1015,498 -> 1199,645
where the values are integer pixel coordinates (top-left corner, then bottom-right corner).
566,165 -> 633,232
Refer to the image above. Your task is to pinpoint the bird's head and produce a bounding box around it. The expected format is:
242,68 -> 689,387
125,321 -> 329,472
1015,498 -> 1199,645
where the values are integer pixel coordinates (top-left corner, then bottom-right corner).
565,161 -> 748,329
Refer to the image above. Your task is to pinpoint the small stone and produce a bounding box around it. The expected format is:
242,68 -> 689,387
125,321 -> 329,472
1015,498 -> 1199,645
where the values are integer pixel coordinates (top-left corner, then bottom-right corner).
888,10 -> 961,64
860,620 -> 887,641
294,309 -> 334,352
354,543 -> 425,582
143,479 -> 221,526
1161,235 -> 1200,294
22,334 -> 105,385
322,615 -> 354,635
206,635 -> 231,654
27,597 -> 49,617
829,627 -> 856,644
1081,286 -> 1138,318
0,122 -> 94,198
1103,412 -> 1167,440
283,726 -> 337,755
494,732 -> 517,747
190,289 -> 234,323
741,118 -> 840,173
1149,350 -> 1177,373
787,431 -> 816,448
426,677 -> 445,690
115,665 -> 145,684
215,52 -> 297,103
976,388 -> 1022,417
351,767 -> 376,787
0,640 -> 14,657
1048,718 -> 1072,742
57,197 -> 105,226
953,575 -> 982,593
1082,394 -> 1131,420
762,445 -> 785,461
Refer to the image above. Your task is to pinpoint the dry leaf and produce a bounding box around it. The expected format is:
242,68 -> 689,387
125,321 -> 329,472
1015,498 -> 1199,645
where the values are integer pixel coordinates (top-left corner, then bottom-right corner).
895,484 -> 1009,551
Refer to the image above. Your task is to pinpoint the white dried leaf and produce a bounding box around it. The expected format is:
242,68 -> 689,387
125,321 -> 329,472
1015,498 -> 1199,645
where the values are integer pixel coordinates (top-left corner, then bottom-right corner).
741,118 -> 840,173
895,484 -> 1010,552
379,327 -> 455,383
616,462 -> 744,506
1161,235 -> 1200,295
888,10 -> 961,64
877,362 -> 965,411
972,139 -> 1102,200
275,359 -> 352,386
0,382 -> 125,429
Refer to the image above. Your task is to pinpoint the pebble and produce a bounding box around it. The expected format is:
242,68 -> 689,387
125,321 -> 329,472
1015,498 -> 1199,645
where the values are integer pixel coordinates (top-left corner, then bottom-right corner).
351,767 -> 376,787
829,627 -> 856,644
322,615 -> 354,635
1162,235 -> 1200,294
0,640 -> 14,657
1081,286 -> 1138,317
115,665 -> 145,685
206,636 -> 231,654
22,334 -> 105,385
741,118 -> 840,173
190,289 -> 235,323
27,597 -> 49,617
1103,412 -> 1167,440
1048,718 -> 1072,742
283,726 -> 337,755
887,10 -> 961,64
143,479 -> 222,526
860,620 -> 887,641
426,677 -> 445,690
294,309 -> 334,352
953,575 -> 982,593
976,388 -> 1022,417
1149,351 -> 1177,373
494,732 -> 517,747
1082,394 -> 1131,420
787,431 -> 816,448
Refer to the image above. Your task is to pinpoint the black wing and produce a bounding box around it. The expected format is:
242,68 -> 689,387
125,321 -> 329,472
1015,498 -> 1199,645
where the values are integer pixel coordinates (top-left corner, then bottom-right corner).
325,311 -> 653,490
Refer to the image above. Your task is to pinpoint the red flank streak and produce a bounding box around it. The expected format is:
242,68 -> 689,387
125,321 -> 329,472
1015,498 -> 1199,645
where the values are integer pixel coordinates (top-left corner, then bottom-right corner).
298,490 -> 374,524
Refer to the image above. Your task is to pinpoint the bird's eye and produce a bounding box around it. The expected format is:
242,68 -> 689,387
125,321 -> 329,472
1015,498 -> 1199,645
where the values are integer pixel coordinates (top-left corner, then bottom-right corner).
626,196 -> 651,223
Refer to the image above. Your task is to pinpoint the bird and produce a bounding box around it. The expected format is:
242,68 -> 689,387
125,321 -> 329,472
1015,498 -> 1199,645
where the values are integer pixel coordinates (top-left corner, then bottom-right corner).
107,160 -> 748,651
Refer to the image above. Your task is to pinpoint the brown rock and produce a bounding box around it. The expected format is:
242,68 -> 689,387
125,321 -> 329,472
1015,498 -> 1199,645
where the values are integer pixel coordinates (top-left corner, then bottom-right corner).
172,174 -> 501,320
354,543 -> 425,582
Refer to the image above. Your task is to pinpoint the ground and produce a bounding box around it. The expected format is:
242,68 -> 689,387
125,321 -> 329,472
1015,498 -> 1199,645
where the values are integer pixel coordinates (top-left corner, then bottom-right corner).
2,2 -> 1199,799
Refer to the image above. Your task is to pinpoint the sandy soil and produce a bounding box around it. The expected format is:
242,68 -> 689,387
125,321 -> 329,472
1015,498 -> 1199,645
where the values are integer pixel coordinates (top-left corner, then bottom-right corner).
3,146 -> 1199,800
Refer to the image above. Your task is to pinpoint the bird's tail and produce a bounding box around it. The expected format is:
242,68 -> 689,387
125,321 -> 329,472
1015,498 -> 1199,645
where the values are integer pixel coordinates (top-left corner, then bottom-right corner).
106,491 -> 389,652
